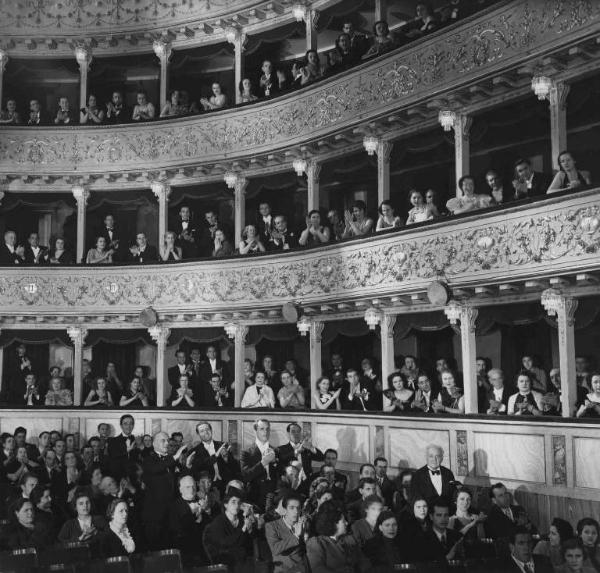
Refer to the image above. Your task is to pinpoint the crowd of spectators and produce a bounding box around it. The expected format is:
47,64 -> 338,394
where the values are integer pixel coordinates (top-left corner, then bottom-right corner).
1,420 -> 598,572
0,151 -> 591,267
2,341 -> 599,420
0,3 -> 499,127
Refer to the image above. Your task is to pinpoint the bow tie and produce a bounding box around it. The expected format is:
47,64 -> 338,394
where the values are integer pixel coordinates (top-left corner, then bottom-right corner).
429,469 -> 441,476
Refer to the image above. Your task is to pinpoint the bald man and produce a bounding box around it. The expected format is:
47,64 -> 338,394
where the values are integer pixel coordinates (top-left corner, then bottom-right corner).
142,431 -> 185,549
410,444 -> 457,509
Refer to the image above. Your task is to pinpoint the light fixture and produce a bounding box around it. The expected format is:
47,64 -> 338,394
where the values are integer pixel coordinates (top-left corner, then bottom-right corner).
223,171 -> 238,189
364,307 -> 380,330
150,180 -> 165,197
74,46 -> 89,65
71,184 -> 85,200
225,26 -> 239,44
224,322 -> 237,339
363,135 -> 378,156
531,75 -> 553,100
148,325 -> 162,341
292,158 -> 307,176
438,110 -> 456,132
443,300 -> 462,324
292,3 -> 307,22
67,326 -> 80,340
297,316 -> 311,336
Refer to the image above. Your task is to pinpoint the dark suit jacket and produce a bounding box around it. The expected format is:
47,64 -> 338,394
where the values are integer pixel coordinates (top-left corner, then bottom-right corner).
496,555 -> 554,573
276,443 -> 324,478
414,528 -> 463,563
172,218 -> 201,258
481,385 -> 512,414
105,105 -> 130,124
168,363 -> 192,388
240,444 -> 278,510
58,515 -> 106,543
378,476 -> 397,508
100,528 -> 130,558
515,171 -> 552,198
189,440 -> 240,483
141,452 -> 177,520
97,226 -> 124,260
340,378 -> 377,410
203,512 -> 252,566
410,465 -> 456,507
23,245 -> 49,265
266,230 -> 298,251
0,244 -> 20,265
106,434 -> 140,480
168,497 -> 207,562
484,504 -> 536,540
265,517 -> 308,573
128,244 -> 157,263
199,358 -> 225,384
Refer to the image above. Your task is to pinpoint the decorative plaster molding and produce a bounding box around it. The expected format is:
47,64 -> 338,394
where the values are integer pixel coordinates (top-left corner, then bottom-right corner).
0,191 -> 598,315
0,0 -> 598,176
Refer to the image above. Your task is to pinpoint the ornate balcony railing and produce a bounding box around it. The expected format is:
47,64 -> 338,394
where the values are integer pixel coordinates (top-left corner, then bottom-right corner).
1,0 -> 598,178
1,188 -> 598,317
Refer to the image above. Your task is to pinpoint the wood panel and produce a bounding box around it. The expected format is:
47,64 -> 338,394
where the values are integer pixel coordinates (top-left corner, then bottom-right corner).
388,427 -> 451,471
573,437 -> 600,489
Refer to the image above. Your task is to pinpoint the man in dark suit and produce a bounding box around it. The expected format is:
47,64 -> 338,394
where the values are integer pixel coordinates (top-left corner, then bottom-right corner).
27,99 -> 50,125
265,493 -> 308,573
256,201 -> 274,243
0,230 -> 20,265
187,422 -> 239,492
340,368 -> 377,411
512,158 -> 552,199
106,415 -> 140,480
168,350 -> 192,390
346,478 -> 378,524
414,498 -> 464,564
240,419 -> 278,511
266,215 -> 297,251
485,483 -> 537,541
485,170 -> 511,205
481,368 -> 512,414
411,444 -> 457,508
97,214 -> 124,261
276,423 -> 324,479
168,474 -> 209,566
128,232 -> 157,263
142,431 -> 182,550
374,456 -> 397,508
188,347 -> 203,390
23,232 -> 49,265
497,527 -> 553,573
105,91 -> 129,124
309,448 -> 348,492
172,205 -> 199,259
198,345 -> 225,387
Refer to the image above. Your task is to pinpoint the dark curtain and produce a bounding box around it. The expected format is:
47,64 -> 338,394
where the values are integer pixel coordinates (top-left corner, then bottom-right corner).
176,337 -> 231,357
414,327 -> 456,375
327,332 -> 377,371
255,339 -> 296,371
3,340 -> 50,382
92,342 -> 137,385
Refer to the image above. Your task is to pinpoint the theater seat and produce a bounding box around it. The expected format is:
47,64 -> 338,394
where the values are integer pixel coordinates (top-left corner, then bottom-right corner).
0,547 -> 38,573
142,549 -> 182,573
193,566 -> 228,573
39,542 -> 90,570
90,556 -> 132,573
393,565 -> 417,571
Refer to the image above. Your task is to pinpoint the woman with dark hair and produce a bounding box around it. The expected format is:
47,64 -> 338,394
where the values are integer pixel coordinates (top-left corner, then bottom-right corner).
299,210 -> 330,247
200,82 -> 228,111
362,510 -> 406,571
84,377 -> 114,408
508,370 -> 544,416
100,498 -> 136,557
446,175 -> 492,214
577,518 -> 600,572
403,3 -> 438,40
327,33 -> 358,74
534,517 -> 575,568
239,78 -> 259,103
351,495 -> 383,546
448,488 -> 486,557
399,497 -> 431,559
202,492 -> 255,569
376,200 -> 403,232
364,20 -> 395,58
3,498 -> 52,550
306,499 -> 364,572
86,236 -> 114,264
548,150 -> 591,193
120,377 -> 150,408
342,200 -> 374,238
556,538 -> 597,573
49,237 -> 74,264
299,49 -> 323,86
313,376 -> 342,410
383,371 -> 414,412
58,490 -> 106,553
212,228 -> 235,257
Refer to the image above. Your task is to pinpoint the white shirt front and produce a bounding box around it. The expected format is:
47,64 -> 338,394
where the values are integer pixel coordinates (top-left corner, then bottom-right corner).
181,221 -> 189,230
178,363 -> 187,373
255,439 -> 271,455
203,440 -> 221,481
5,243 -> 14,253
511,555 -> 535,573
427,466 -> 443,495
492,387 -> 507,412
209,358 -> 218,373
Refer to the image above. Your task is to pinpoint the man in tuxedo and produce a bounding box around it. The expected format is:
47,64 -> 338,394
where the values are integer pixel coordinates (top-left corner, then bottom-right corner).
168,350 -> 191,390
257,201 -> 274,243
98,214 -> 123,261
173,205 -> 199,259
482,368 -> 511,414
498,527 -> 553,573
342,20 -> 370,60
309,448 -> 348,492
374,456 -> 397,508
88,436 -> 106,468
187,422 -> 239,492
512,158 -> 552,199
414,499 -> 464,564
188,347 -> 203,389
485,170 -> 511,204
106,415 -> 140,480
276,423 -> 324,480
200,373 -> 233,408
199,345 -> 224,385
0,230 -> 20,265
23,232 -> 49,265
411,374 -> 436,413
128,232 -> 157,263
195,209 -> 220,257
340,368 -> 377,410
142,431 -> 182,549
485,483 -> 537,541
267,215 -> 297,251
168,475 -> 209,566
327,353 -> 344,382
265,494 -> 308,573
27,99 -> 49,125
258,61 -> 280,99
240,419 -> 278,511
105,91 -> 129,124
262,355 -> 281,395
37,450 -> 61,488
411,445 -> 457,508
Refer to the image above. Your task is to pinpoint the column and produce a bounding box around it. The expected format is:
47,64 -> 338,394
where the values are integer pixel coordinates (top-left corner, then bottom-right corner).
74,46 -> 92,111
453,113 -> 472,195
67,326 -> 88,406
541,289 -> 578,417
306,9 -> 319,52
0,330 -> 4,398
309,320 -> 324,407
232,324 -> 249,407
151,181 -> 171,247
153,40 -> 172,110
375,0 -> 386,22
306,160 -> 321,212
149,325 -> 170,407
233,32 -> 247,105
0,49 -> 8,113
549,81 -> 570,171
444,301 -> 478,414
380,314 -> 396,387
377,140 -> 393,204
234,176 -> 248,244
72,185 -> 89,263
